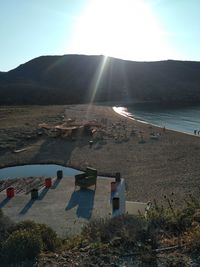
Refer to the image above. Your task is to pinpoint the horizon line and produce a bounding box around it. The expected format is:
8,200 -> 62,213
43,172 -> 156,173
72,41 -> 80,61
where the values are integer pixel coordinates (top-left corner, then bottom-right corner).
1,53 -> 200,72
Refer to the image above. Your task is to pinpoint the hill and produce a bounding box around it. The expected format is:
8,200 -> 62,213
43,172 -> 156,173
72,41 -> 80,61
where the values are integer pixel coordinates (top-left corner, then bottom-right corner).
1,54 -> 200,105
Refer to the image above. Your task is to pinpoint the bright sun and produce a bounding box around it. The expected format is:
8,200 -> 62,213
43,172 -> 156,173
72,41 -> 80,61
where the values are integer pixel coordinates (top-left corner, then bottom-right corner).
68,0 -> 178,61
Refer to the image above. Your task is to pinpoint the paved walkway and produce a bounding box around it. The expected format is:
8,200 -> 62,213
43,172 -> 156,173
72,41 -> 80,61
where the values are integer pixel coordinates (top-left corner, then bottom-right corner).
0,176 -> 114,237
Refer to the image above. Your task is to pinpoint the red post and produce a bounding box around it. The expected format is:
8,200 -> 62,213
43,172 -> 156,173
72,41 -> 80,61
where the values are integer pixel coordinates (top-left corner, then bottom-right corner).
45,178 -> 52,188
6,187 -> 15,198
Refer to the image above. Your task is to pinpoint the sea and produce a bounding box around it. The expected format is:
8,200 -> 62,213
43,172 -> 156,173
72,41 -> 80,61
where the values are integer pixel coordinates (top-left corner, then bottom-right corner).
114,102 -> 200,135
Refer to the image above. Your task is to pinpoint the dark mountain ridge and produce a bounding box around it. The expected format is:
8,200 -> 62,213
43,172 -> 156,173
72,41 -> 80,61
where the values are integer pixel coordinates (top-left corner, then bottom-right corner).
1,54 -> 200,105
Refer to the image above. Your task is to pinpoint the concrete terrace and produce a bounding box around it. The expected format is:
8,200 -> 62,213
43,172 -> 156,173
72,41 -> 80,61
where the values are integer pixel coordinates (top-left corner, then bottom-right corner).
0,176 -> 114,237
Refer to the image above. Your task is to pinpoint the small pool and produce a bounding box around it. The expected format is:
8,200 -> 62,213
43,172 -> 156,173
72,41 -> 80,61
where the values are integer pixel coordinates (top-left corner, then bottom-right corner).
0,164 -> 82,180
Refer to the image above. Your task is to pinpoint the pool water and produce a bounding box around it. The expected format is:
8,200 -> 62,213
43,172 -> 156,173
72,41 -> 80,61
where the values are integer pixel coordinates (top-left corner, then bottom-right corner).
0,164 -> 82,180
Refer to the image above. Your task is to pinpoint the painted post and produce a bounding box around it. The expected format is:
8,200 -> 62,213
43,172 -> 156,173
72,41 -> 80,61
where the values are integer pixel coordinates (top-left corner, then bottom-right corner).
45,178 -> 52,188
31,189 -> 38,200
6,187 -> 15,198
57,170 -> 63,179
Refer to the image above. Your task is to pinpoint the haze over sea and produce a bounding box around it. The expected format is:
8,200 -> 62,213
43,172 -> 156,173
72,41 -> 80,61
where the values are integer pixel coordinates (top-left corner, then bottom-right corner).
120,103 -> 200,135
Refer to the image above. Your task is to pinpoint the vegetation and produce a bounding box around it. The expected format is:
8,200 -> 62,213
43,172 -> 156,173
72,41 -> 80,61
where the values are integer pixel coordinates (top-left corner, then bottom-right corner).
2,190 -> 200,265
0,216 -> 61,265
0,209 -> 14,259
2,229 -> 42,263
58,191 -> 200,266
1,54 -> 200,105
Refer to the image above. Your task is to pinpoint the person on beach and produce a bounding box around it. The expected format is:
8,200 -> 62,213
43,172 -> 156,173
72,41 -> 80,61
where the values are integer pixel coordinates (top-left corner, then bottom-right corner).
198,131 -> 200,135
194,130 -> 197,135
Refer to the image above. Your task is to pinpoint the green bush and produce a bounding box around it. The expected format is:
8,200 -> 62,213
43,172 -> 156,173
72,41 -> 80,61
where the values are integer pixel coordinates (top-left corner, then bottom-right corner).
2,229 -> 42,263
0,219 -> 61,264
13,220 -> 39,232
11,220 -> 40,239
13,220 -> 61,252
38,223 -> 61,251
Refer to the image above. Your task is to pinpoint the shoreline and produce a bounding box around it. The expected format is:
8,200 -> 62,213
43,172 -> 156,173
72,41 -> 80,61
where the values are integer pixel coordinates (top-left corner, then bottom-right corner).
112,105 -> 199,138
1,104 -> 200,206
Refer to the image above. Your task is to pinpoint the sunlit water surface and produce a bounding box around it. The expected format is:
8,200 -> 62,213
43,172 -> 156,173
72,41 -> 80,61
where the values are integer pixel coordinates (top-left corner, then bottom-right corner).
114,103 -> 200,134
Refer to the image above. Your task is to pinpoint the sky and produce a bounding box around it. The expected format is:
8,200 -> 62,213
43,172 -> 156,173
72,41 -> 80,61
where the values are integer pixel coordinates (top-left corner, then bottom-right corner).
0,0 -> 200,71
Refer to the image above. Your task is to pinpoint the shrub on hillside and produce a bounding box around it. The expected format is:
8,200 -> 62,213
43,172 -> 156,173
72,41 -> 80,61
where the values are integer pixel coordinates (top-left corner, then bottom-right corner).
2,229 -> 42,263
146,197 -> 194,235
38,223 -> 61,251
13,220 -> 61,252
82,215 -> 149,248
13,220 -> 39,232
0,219 -> 61,264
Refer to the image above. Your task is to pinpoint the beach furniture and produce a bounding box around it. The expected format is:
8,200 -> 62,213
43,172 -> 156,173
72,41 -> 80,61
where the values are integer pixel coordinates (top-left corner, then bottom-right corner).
75,167 -> 97,190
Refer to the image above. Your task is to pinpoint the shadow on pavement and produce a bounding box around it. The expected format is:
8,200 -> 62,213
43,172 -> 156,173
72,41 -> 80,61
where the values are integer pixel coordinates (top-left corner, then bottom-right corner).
19,199 -> 35,215
66,188 -> 95,219
0,197 -> 11,208
38,187 -> 49,200
51,178 -> 61,189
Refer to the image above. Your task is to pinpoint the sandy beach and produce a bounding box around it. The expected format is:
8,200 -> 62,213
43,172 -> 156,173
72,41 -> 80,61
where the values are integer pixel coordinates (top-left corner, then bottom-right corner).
0,104 -> 200,206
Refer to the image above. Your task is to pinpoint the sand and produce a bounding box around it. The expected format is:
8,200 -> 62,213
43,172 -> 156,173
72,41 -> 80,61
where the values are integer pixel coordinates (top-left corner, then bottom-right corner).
0,104 -> 200,206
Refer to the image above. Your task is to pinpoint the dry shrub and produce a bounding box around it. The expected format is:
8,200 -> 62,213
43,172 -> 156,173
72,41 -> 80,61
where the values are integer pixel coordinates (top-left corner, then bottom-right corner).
164,253 -> 189,267
38,223 -> 61,251
82,214 -> 148,248
147,197 -> 194,235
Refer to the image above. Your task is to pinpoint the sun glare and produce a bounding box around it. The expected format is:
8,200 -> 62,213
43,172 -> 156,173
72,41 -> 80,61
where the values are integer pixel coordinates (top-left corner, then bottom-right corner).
86,55 -> 109,117
68,0 -> 179,61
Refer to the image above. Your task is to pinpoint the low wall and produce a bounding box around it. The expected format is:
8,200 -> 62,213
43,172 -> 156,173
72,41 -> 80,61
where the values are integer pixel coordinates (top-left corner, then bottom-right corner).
111,179 -> 151,217
126,201 -> 150,216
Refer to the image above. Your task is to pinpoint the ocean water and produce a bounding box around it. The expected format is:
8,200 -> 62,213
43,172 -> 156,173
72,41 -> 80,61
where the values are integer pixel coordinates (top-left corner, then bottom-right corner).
124,103 -> 200,134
